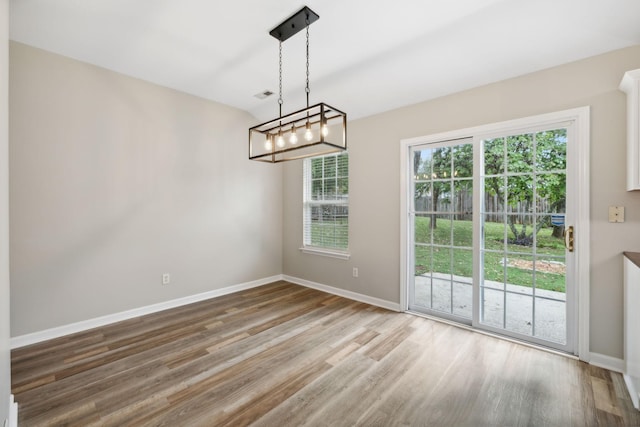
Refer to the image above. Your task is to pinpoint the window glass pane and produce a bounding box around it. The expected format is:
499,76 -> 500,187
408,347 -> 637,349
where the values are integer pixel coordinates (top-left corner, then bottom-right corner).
337,178 -> 348,198
324,156 -> 336,178
325,179 -> 336,198
311,180 -> 323,201
303,153 -> 349,251
311,158 -> 323,179
337,154 -> 348,177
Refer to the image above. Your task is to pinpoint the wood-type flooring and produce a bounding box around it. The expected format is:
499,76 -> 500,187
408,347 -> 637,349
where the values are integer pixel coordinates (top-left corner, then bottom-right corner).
11,281 -> 640,426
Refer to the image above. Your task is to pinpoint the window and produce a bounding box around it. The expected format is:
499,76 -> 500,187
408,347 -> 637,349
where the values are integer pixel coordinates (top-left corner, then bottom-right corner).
302,152 -> 349,257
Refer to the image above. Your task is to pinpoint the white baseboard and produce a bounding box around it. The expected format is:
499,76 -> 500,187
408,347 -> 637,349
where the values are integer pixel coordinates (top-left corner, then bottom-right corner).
283,275 -> 401,312
8,394 -> 17,427
10,275 -> 282,349
624,374 -> 640,410
589,352 -> 625,373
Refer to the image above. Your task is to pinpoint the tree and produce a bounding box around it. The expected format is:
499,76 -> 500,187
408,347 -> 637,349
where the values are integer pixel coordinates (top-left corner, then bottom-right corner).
483,130 -> 566,245
414,144 -> 473,230
413,130 -> 565,245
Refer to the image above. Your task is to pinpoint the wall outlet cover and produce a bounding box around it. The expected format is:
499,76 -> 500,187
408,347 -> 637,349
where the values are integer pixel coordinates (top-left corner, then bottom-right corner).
608,206 -> 625,223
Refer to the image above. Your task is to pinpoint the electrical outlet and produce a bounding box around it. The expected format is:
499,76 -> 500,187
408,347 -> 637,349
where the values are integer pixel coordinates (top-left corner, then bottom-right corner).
162,273 -> 170,285
609,206 -> 625,223
353,267 -> 359,278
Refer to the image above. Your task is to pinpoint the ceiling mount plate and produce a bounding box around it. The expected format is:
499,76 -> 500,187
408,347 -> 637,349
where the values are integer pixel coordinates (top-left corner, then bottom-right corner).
269,6 -> 319,42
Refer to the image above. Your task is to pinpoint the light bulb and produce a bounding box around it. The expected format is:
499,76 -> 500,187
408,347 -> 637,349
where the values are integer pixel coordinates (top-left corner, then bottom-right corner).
264,135 -> 273,151
276,133 -> 285,148
289,125 -> 298,144
321,123 -> 329,137
304,122 -> 313,141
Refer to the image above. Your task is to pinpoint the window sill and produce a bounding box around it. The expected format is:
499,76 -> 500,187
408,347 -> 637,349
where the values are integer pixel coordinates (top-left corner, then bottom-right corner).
299,246 -> 351,260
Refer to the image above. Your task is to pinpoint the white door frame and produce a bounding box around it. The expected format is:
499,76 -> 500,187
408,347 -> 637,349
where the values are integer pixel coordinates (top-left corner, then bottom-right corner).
400,106 -> 590,360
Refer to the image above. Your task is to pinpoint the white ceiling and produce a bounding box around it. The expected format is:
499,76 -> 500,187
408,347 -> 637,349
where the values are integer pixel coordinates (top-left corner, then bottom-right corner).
9,0 -> 640,121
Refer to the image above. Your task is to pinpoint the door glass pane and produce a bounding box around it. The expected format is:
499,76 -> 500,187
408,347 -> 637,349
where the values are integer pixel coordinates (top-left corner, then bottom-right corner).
535,256 -> 566,297
414,274 -> 432,308
506,175 -> 533,207
414,214 -> 431,245
433,214 -> 452,246
484,137 -> 504,175
431,274 -> 452,313
481,288 -> 504,328
409,141 -> 473,321
453,249 -> 472,278
453,281 -> 472,318
432,147 -> 451,179
507,134 -> 534,173
453,144 -> 473,178
506,255 -> 534,294
483,251 -> 505,291
414,244 -> 431,276
534,297 -> 566,344
480,128 -> 568,349
536,129 -> 567,172
414,181 -> 432,213
506,292 -> 533,335
506,215 -> 534,253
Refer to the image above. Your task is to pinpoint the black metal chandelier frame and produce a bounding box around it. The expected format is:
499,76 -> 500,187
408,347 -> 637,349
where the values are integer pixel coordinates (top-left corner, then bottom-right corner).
248,6 -> 347,163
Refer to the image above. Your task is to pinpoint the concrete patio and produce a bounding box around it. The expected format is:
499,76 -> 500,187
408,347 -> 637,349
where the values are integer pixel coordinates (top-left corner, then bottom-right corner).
414,273 -> 566,344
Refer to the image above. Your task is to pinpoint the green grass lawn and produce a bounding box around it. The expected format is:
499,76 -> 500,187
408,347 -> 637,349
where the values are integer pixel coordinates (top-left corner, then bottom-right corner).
415,217 -> 566,292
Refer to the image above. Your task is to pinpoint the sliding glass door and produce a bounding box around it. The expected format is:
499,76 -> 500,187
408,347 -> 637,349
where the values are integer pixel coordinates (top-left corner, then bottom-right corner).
409,139 -> 474,323
406,119 -> 578,353
479,129 -> 570,347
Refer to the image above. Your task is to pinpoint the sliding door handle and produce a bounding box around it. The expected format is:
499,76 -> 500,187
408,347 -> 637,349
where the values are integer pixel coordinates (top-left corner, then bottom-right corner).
563,226 -> 574,252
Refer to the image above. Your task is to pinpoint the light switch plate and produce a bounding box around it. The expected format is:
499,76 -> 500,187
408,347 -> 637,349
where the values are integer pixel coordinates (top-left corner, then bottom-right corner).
608,206 -> 625,223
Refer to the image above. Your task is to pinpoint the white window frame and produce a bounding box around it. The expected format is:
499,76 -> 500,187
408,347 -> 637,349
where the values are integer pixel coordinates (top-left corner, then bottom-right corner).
300,152 -> 350,260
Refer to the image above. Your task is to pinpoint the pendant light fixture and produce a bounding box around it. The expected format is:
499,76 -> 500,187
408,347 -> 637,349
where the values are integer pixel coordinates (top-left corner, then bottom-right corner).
249,6 -> 347,163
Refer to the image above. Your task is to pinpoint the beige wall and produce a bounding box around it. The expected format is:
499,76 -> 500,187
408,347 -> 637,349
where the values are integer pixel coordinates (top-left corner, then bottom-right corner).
283,45 -> 640,359
1,0 -> 11,421
9,42 -> 283,336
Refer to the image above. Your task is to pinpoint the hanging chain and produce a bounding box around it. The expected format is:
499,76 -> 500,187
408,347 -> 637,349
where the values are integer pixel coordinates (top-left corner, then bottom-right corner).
278,40 -> 283,118
305,20 -> 310,108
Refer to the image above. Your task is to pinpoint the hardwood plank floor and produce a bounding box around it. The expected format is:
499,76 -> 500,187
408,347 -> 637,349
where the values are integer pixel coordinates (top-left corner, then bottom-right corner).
11,281 -> 640,426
